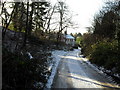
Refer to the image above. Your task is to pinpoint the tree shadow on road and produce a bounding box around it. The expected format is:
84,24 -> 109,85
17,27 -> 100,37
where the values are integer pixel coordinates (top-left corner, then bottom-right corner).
58,54 -> 120,89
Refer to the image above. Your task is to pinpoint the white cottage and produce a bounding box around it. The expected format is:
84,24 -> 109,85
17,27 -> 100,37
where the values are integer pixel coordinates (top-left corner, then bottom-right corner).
65,34 -> 75,46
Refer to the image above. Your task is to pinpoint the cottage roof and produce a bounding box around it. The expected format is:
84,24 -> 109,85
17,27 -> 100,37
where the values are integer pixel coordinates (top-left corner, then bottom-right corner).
66,34 -> 74,39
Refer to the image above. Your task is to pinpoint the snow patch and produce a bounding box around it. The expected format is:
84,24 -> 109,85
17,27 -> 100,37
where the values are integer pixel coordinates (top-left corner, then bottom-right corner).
27,52 -> 33,59
79,55 -> 116,84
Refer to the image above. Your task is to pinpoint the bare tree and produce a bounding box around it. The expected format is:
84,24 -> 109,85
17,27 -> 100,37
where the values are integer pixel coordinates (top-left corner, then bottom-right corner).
1,2 -> 17,40
55,1 -> 73,42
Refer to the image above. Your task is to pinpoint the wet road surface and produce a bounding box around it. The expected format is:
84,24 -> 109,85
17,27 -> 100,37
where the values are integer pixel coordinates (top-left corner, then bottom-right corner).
52,49 -> 120,89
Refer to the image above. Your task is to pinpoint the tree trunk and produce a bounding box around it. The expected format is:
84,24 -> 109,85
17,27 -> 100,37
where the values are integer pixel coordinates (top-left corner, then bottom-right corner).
28,2 -> 33,36
23,2 -> 29,47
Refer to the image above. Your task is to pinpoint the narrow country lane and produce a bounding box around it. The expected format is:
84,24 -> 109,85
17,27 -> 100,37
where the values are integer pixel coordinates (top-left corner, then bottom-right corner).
52,49 -> 120,89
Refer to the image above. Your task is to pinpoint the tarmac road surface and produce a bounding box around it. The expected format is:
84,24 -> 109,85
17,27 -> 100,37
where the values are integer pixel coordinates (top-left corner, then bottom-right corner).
52,49 -> 120,89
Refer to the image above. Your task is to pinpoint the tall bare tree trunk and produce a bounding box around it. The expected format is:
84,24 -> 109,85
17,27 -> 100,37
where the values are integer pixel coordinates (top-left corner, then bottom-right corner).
28,2 -> 33,36
23,2 -> 29,47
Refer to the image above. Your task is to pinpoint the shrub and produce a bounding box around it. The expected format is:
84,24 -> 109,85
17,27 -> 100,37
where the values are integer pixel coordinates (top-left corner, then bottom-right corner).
2,47 -> 52,89
90,40 -> 118,70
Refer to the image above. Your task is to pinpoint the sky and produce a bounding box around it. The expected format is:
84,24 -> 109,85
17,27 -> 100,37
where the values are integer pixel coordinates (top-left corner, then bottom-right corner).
50,0 -> 106,34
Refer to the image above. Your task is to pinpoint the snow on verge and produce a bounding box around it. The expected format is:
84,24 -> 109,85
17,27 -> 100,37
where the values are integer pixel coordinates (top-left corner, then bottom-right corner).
79,55 -> 115,84
45,50 -> 67,88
